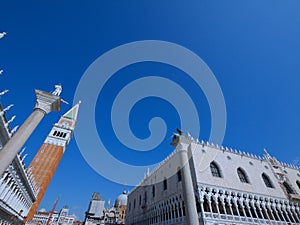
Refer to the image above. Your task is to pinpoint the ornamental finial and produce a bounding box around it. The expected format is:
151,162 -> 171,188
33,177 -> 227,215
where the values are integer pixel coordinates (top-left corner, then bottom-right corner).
0,89 -> 9,96
0,32 -> 7,39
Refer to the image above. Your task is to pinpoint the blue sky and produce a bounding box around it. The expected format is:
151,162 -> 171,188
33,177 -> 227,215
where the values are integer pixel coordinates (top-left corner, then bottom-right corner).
1,0 -> 300,220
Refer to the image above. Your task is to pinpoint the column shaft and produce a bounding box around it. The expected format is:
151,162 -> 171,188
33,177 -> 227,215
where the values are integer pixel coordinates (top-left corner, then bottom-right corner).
0,109 -> 45,176
177,145 -> 199,225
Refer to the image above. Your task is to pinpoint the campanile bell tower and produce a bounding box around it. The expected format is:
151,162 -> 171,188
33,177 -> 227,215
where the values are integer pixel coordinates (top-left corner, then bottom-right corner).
26,101 -> 81,220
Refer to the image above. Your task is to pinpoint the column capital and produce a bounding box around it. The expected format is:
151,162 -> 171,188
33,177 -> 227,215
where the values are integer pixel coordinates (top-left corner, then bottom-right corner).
176,143 -> 190,152
34,89 -> 61,114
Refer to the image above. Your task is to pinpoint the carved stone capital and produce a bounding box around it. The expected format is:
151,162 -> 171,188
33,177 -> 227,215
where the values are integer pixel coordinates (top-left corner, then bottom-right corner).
34,90 -> 61,114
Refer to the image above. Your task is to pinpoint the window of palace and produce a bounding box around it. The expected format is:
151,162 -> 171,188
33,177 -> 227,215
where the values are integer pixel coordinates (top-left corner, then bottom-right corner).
296,180 -> 300,189
283,182 -> 295,194
210,161 -> 222,178
237,167 -> 250,183
262,173 -> 274,188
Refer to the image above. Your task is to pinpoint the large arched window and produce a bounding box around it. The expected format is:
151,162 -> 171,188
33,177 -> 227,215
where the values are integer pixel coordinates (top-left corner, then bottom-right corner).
237,167 -> 250,183
262,173 -> 274,188
283,182 -> 295,194
210,161 -> 222,178
297,180 -> 300,189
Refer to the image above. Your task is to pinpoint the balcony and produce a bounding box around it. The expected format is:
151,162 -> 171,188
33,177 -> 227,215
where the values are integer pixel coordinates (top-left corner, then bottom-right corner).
204,212 -> 299,225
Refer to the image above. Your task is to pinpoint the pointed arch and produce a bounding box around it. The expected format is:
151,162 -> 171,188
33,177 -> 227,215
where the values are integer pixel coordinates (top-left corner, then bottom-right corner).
262,173 -> 274,188
210,161 -> 222,178
283,182 -> 295,194
237,167 -> 250,183
297,180 -> 300,189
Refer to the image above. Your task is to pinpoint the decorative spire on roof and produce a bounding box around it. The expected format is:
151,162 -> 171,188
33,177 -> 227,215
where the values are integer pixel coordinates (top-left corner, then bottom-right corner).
21,154 -> 28,162
3,104 -> 13,112
0,89 -> 9,96
123,183 -> 127,194
0,104 -> 13,117
19,147 -> 26,157
10,125 -> 19,135
263,148 -> 271,158
0,32 -> 7,39
6,115 -> 16,125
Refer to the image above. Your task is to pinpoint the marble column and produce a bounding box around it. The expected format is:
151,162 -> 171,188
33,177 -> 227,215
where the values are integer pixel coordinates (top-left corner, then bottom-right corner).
172,134 -> 199,225
0,89 -> 61,176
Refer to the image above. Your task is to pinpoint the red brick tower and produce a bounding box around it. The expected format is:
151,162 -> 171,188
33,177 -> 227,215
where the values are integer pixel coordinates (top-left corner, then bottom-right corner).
26,101 -> 81,220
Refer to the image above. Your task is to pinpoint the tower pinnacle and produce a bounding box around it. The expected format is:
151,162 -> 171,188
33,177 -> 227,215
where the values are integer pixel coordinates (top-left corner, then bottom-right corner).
58,100 -> 81,129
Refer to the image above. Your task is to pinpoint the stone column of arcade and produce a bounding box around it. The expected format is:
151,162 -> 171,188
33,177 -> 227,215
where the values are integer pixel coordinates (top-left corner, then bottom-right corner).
171,133 -> 200,225
0,86 -> 62,177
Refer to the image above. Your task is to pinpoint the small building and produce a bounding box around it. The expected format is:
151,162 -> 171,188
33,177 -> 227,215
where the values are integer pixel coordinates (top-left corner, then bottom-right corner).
26,206 -> 75,225
84,190 -> 127,225
84,193 -> 106,225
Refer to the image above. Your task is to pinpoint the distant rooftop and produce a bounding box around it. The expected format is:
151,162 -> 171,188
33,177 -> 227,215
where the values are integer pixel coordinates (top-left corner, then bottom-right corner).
92,192 -> 103,201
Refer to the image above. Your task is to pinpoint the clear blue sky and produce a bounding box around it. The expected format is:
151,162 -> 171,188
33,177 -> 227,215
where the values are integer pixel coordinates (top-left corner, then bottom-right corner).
1,0 -> 300,220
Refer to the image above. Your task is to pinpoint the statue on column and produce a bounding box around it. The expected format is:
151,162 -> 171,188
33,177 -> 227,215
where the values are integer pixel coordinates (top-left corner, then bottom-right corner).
52,84 -> 62,96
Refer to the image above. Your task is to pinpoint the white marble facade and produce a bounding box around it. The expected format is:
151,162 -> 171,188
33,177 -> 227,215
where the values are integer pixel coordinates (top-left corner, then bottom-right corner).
126,134 -> 300,225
